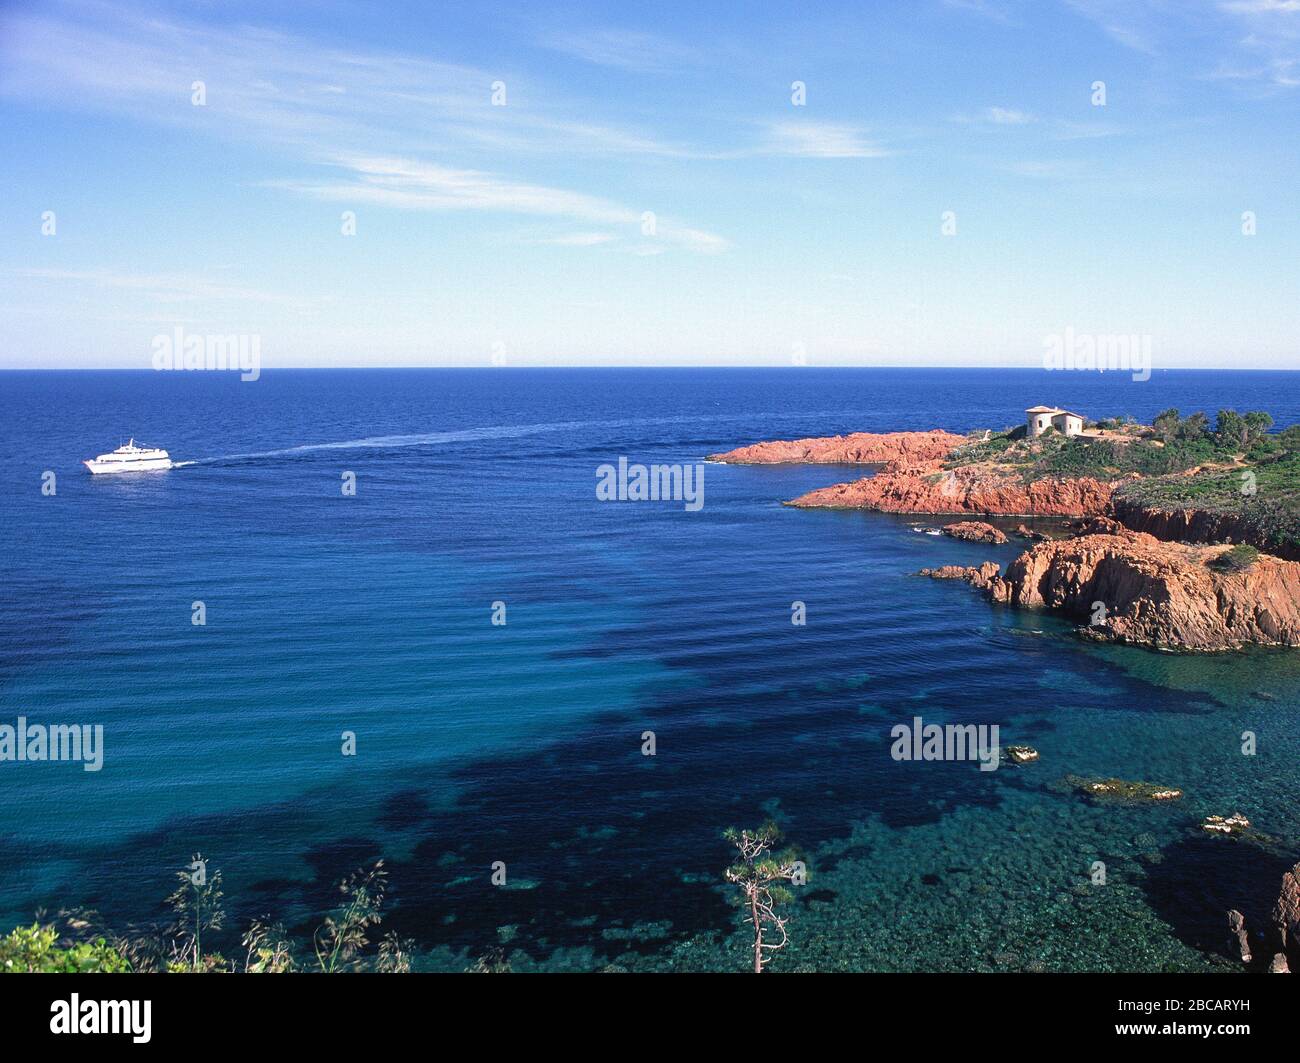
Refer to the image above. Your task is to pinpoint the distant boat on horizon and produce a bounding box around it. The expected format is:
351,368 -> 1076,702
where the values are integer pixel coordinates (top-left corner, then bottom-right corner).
83,439 -> 173,474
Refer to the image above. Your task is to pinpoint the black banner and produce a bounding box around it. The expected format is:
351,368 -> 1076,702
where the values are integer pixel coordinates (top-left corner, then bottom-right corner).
0,972 -> 1282,1048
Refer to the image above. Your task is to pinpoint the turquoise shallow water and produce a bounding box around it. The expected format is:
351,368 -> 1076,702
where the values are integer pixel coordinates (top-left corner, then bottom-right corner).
0,368 -> 1296,971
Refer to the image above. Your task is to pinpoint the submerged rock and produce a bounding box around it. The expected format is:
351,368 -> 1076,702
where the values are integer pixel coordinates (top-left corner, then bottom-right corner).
1062,775 -> 1183,805
1202,813 -> 1251,836
1004,745 -> 1039,765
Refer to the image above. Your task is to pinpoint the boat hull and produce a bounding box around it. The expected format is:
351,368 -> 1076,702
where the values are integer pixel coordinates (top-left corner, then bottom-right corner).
83,458 -> 173,474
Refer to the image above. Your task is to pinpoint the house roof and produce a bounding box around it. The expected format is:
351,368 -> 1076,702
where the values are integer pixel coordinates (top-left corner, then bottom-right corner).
1026,405 -> 1064,414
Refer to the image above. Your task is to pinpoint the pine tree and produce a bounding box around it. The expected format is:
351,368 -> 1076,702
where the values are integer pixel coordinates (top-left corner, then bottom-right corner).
724,822 -> 803,973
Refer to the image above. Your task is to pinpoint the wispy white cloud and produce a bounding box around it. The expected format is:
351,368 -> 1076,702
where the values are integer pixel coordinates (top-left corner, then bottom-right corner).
1064,0 -> 1162,54
1220,1 -> 1300,12
0,2 -> 733,251
953,106 -> 1035,126
270,156 -> 729,253
1052,119 -> 1127,140
1223,0 -> 1300,88
10,268 -> 311,309
527,232 -> 619,247
986,106 -> 1034,125
1008,159 -> 1086,179
537,28 -> 703,73
1068,0 -> 1300,88
941,0 -> 1018,24
0,5 -> 708,159
762,121 -> 892,158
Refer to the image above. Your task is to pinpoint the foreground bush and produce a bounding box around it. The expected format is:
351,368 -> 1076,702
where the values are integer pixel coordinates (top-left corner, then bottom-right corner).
0,924 -> 130,973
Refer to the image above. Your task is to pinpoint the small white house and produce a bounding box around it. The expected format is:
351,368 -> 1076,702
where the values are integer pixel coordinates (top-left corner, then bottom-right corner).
1026,406 -> 1084,438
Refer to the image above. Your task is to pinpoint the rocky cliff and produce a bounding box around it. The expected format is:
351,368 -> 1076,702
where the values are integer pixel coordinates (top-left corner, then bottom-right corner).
708,430 -> 965,467
712,423 -> 1300,652
1275,862 -> 1300,961
976,530 -> 1300,651
1111,495 -> 1300,561
789,468 -> 1115,518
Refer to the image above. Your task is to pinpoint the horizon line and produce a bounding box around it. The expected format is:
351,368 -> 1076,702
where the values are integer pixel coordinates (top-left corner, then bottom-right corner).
1,364 -> 1295,373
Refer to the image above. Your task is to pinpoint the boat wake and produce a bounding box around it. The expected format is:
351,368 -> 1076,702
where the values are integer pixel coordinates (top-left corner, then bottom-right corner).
184,421 -> 594,466
175,412 -> 796,468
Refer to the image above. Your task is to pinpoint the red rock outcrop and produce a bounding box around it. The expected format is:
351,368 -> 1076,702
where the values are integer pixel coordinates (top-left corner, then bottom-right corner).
1111,496 -> 1300,561
789,468 -> 1114,518
917,562 -> 1001,590
943,521 -> 1008,544
984,530 -> 1300,651
1228,910 -> 1252,963
1073,516 -> 1126,536
713,426 -> 1296,573
708,430 -> 964,468
1015,524 -> 1052,542
1275,862 -> 1300,955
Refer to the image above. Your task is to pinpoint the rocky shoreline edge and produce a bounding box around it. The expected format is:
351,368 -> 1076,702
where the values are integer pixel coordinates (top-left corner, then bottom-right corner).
709,427 -> 1300,653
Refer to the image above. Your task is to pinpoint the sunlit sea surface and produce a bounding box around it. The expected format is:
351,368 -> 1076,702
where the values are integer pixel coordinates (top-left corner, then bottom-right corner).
1,368 -> 1296,971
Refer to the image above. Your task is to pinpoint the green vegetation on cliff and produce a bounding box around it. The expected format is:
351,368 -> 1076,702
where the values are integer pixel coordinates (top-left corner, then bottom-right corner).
953,409 -> 1288,481
0,924 -> 129,973
950,409 -> 1296,487
946,409 -> 1300,553
1209,544 -> 1260,573
1115,451 -> 1300,553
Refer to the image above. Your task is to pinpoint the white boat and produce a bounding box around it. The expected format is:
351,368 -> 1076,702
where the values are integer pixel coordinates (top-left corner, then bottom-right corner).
83,439 -> 173,474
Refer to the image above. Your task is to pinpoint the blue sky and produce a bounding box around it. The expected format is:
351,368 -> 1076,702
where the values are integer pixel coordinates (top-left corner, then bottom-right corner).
1,0 -> 1297,369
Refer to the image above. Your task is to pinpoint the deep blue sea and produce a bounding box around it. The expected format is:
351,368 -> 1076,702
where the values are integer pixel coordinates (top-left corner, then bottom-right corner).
1,368 -> 1297,972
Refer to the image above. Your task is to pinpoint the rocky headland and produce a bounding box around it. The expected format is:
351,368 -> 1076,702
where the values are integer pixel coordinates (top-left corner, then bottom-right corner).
714,409 -> 1299,652
789,468 -> 1115,517
711,427 -> 1118,518
920,530 -> 1300,652
707,429 -> 965,467
1111,493 -> 1300,562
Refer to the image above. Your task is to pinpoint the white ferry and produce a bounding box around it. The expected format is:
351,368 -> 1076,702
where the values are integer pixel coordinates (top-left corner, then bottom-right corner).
83,439 -> 174,474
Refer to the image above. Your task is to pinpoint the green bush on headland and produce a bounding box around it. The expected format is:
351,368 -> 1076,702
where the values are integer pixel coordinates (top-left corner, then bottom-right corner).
1116,452 -> 1300,554
948,426 -> 1207,479
947,409 -> 1300,554
948,408 -> 1289,483
1208,544 -> 1260,573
